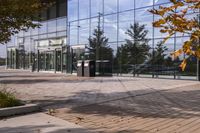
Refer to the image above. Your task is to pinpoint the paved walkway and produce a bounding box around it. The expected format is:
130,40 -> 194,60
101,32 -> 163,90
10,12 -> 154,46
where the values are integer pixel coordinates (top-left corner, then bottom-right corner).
0,113 -> 90,133
0,69 -> 200,132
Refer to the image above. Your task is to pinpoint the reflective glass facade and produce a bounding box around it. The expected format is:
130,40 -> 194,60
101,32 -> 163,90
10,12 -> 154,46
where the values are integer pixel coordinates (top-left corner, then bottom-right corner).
68,0 -> 199,80
6,0 -> 200,80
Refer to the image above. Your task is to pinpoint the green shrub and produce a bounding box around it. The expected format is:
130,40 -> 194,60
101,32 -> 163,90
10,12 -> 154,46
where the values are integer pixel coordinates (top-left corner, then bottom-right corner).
0,90 -> 22,108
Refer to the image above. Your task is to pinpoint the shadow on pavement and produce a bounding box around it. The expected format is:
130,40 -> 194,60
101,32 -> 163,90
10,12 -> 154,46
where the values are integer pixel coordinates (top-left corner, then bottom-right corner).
28,85 -> 200,119
0,77 -> 136,84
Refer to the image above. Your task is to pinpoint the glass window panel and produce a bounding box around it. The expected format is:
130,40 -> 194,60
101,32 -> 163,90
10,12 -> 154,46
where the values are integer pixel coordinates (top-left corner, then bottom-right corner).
69,21 -> 78,45
104,14 -> 118,42
68,0 -> 78,21
91,0 -> 103,17
119,11 -> 134,41
79,20 -> 90,44
135,8 -> 153,39
24,30 -> 31,36
154,0 -> 170,5
104,0 -> 117,14
48,20 -> 57,33
135,0 -> 153,8
18,31 -> 24,38
48,33 -> 57,38
0,45 -> 6,58
90,17 -> 98,36
39,22 -> 48,34
39,34 -> 47,40
57,17 -> 67,31
57,31 -> 66,37
79,0 -> 89,19
119,0 -> 134,11
31,28 -> 38,36
30,36 -> 38,52
23,37 -> 31,52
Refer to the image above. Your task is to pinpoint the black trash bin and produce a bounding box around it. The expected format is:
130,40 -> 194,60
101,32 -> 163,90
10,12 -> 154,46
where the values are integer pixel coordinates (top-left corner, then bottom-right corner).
84,60 -> 95,77
77,60 -> 84,77
96,60 -> 112,76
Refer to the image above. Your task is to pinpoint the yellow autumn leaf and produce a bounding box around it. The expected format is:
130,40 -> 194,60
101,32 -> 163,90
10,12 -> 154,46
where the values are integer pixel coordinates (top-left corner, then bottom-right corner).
183,41 -> 192,54
191,34 -> 199,41
153,19 -> 166,27
160,29 -> 168,33
171,49 -> 183,59
150,0 -> 200,62
185,48 -> 192,55
179,59 -> 187,71
195,51 -> 200,59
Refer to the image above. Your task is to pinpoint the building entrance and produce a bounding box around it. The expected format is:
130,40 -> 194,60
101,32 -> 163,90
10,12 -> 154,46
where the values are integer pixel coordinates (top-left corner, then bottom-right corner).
33,44 -> 72,73
35,49 -> 62,73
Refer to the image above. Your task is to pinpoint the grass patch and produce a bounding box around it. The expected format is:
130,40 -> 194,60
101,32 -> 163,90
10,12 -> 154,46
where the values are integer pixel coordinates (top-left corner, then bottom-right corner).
0,90 -> 22,108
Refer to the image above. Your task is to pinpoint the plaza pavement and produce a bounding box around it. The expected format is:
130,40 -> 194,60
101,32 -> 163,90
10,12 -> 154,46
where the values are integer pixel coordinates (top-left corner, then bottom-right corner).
0,68 -> 200,132
0,113 -> 91,133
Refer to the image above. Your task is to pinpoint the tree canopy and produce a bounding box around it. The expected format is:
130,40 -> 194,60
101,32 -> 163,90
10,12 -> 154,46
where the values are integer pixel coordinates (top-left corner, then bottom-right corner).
0,0 -> 53,44
149,0 -> 200,71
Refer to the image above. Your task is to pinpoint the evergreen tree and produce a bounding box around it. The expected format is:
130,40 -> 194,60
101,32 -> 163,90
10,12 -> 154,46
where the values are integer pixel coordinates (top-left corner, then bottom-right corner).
165,56 -> 174,67
152,41 -> 168,65
87,26 -> 113,61
117,23 -> 150,66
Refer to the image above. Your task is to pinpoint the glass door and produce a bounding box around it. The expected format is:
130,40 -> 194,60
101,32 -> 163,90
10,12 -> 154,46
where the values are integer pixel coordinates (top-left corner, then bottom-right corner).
39,52 -> 45,71
46,51 -> 55,71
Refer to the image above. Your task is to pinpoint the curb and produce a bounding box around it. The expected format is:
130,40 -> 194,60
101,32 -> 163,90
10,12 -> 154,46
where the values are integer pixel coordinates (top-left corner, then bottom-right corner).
0,104 -> 40,117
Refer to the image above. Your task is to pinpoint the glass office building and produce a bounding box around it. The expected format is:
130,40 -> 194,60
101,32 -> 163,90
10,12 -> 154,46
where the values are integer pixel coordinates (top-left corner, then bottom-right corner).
6,0 -> 200,80
6,0 -> 71,73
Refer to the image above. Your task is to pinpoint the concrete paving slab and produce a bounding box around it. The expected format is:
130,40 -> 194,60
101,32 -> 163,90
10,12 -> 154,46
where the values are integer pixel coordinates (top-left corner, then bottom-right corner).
0,104 -> 39,117
0,113 -> 92,133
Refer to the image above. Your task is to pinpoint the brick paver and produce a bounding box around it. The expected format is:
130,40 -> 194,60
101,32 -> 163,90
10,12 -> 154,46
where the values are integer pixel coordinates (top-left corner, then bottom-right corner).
51,84 -> 200,132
